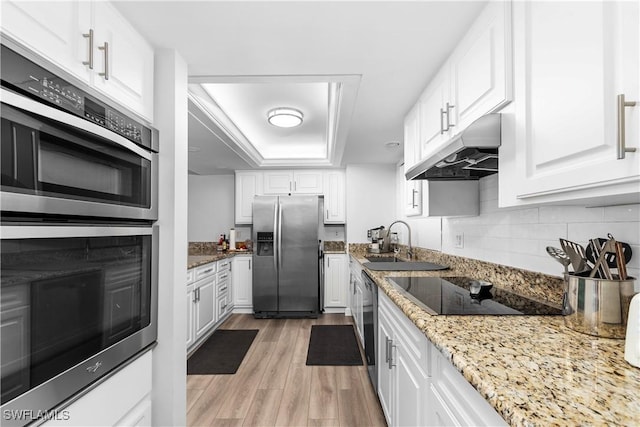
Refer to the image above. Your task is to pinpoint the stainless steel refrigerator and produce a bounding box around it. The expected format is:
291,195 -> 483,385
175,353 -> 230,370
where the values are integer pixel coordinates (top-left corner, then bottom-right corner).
252,195 -> 323,318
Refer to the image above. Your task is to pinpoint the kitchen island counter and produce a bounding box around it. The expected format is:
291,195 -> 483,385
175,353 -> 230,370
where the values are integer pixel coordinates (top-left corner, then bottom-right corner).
351,247 -> 640,426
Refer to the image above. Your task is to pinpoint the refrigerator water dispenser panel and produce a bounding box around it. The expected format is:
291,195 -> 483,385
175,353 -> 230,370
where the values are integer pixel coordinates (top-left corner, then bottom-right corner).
256,232 -> 274,256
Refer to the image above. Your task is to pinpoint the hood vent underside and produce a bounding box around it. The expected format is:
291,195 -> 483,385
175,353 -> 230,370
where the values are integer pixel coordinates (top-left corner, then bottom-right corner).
406,113 -> 501,181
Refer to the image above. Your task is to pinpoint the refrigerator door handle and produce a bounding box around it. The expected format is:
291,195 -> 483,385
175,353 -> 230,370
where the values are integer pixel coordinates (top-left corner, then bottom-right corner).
278,200 -> 283,271
273,200 -> 278,272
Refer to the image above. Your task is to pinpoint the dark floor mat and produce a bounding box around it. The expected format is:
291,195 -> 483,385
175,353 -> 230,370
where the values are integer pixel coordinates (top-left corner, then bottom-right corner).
306,325 -> 363,366
187,329 -> 259,374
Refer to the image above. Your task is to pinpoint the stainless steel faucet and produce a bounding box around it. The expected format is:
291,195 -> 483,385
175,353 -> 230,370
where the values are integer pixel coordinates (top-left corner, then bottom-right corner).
384,220 -> 413,259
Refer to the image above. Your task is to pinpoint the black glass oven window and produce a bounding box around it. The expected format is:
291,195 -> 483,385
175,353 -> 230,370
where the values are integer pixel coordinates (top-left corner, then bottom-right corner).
0,234 -> 152,404
1,103 -> 151,208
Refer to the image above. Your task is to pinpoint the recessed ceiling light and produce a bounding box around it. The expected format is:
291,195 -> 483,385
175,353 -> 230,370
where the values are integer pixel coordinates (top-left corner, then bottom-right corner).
267,107 -> 304,128
385,141 -> 401,148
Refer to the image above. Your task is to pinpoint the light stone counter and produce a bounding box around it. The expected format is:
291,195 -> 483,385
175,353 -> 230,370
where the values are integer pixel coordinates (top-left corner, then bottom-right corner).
350,245 -> 640,426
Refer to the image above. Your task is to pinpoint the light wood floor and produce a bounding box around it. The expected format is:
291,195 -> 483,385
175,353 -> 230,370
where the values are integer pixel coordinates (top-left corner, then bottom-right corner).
187,314 -> 387,427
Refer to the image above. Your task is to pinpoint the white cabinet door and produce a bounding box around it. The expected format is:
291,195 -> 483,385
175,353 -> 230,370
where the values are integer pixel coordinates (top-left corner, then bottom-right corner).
324,254 -> 347,308
235,171 -> 263,224
501,1 -> 640,206
115,397 -> 152,427
0,1 -> 92,84
186,283 -> 194,349
419,66 -> 451,159
293,170 -> 323,194
403,103 -> 421,172
232,255 -> 253,310
92,1 -> 154,121
263,170 -> 294,194
405,180 -> 422,217
194,277 -> 216,340
377,308 -> 394,426
450,1 -> 512,131
394,334 -> 430,427
323,170 -> 346,224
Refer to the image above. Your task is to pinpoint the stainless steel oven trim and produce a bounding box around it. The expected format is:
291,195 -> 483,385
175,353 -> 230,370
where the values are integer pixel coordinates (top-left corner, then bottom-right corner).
0,225 -> 158,427
1,88 -> 152,161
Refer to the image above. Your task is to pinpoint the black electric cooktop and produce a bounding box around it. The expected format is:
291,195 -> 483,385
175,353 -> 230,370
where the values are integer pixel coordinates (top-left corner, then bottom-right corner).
387,276 -> 562,315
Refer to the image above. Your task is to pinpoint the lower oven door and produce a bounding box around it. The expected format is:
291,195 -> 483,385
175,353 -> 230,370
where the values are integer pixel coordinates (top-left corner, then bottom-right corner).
0,225 -> 158,426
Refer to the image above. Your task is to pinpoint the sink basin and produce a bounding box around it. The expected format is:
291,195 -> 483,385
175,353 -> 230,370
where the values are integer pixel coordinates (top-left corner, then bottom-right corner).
362,260 -> 449,271
365,256 -> 398,262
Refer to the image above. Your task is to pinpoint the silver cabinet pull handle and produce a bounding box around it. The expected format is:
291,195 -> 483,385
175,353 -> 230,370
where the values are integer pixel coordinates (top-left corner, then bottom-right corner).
192,289 -> 197,303
220,286 -> 227,292
440,108 -> 446,134
389,341 -> 397,369
98,42 -> 109,80
445,102 -> 455,131
412,189 -> 418,208
617,94 -> 637,159
249,260 -> 251,270
82,29 -> 94,69
385,337 -> 391,363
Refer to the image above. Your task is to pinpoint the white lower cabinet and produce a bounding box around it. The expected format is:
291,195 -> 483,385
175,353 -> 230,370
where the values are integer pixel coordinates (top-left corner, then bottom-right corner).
377,291 -> 507,427
324,254 -> 348,310
232,255 -> 253,312
41,351 -> 152,426
187,258 -> 237,352
378,291 -> 430,427
348,256 -> 364,345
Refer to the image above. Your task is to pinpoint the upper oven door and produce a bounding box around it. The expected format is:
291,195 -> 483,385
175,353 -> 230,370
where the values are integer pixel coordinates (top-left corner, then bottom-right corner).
0,89 -> 158,221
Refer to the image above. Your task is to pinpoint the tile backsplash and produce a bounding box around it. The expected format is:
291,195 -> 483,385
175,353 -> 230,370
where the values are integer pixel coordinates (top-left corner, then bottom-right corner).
442,174 -> 640,279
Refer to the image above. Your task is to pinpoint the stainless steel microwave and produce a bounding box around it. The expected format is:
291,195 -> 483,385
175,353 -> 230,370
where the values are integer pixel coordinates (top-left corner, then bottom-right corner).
0,44 -> 158,222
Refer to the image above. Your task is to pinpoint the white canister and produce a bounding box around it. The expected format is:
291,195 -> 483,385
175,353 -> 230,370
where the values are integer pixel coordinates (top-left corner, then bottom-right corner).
625,293 -> 640,368
229,228 -> 236,250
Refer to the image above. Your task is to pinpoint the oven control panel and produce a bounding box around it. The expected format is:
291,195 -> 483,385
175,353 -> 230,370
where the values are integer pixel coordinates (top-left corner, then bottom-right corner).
1,45 -> 154,152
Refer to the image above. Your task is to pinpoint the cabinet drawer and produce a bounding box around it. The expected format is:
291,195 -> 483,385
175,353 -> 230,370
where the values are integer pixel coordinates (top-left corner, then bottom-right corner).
187,269 -> 195,285
217,258 -> 231,273
195,263 -> 216,281
217,270 -> 231,283
217,279 -> 230,296
217,293 -> 231,317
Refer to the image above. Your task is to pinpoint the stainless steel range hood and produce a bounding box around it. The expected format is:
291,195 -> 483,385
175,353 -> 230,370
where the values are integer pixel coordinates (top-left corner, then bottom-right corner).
405,114 -> 501,181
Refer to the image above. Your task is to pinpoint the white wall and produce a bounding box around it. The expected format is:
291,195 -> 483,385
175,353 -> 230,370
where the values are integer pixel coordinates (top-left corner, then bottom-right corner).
437,174 -> 640,278
188,175 -> 235,241
346,164 -> 397,243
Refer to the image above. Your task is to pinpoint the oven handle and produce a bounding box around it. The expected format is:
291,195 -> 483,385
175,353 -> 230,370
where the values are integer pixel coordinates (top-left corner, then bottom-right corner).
0,88 -> 152,161
1,225 -> 153,239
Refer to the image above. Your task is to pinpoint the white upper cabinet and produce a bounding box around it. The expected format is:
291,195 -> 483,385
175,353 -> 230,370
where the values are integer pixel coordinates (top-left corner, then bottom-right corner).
500,1 -> 640,207
1,0 -> 154,122
403,103 -> 422,172
403,106 -> 423,216
92,1 -> 155,122
1,1 -> 92,83
449,0 -> 512,132
418,1 -> 512,163
235,171 -> 263,224
323,170 -> 346,224
263,170 -> 324,194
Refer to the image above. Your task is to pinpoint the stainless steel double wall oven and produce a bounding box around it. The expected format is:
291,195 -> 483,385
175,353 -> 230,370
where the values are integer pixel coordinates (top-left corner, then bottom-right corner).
0,40 -> 159,426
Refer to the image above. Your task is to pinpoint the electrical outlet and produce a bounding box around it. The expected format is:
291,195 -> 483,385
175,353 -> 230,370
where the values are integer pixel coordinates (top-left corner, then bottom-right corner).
454,233 -> 464,249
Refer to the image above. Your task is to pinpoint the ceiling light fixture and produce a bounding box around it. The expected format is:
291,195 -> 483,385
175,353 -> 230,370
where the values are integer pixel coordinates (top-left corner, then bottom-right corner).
385,141 -> 401,148
267,107 -> 304,128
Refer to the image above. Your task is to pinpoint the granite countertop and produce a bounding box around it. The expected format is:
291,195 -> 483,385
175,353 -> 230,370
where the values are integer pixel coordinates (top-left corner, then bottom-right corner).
187,251 -> 251,270
350,247 -> 640,426
324,240 -> 346,254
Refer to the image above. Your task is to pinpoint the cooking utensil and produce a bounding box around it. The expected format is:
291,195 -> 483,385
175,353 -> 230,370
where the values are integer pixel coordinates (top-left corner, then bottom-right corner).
559,238 -> 588,272
546,246 -> 571,275
616,241 -> 628,280
589,237 -> 616,280
585,237 -> 633,269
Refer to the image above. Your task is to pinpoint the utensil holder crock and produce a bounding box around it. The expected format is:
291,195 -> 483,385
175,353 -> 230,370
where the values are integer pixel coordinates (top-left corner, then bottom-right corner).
564,272 -> 638,339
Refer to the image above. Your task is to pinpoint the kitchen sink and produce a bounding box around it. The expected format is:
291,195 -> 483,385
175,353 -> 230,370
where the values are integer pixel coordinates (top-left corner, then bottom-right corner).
365,256 -> 399,262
